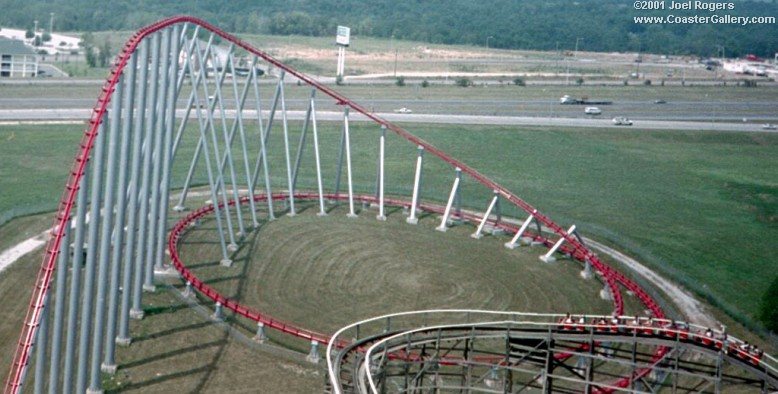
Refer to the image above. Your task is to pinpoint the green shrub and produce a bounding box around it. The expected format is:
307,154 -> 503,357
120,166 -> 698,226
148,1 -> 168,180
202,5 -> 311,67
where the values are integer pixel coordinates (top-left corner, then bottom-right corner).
455,77 -> 472,87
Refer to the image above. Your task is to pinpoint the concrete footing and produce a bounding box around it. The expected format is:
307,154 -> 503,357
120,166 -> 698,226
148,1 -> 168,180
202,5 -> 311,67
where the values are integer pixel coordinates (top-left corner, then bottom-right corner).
580,269 -> 593,280
346,213 -> 359,219
376,214 -> 386,221
435,225 -> 448,232
142,284 -> 156,293
220,259 -> 233,267
100,363 -> 117,374
154,265 -> 179,278
116,336 -> 132,347
86,388 -> 104,394
227,243 -> 239,252
539,255 -> 556,263
488,227 -> 505,236
181,281 -> 194,298
306,340 -> 320,363
406,217 -> 419,225
172,205 -> 188,212
470,232 -> 483,239
600,286 -> 614,301
253,322 -> 267,343
504,241 -> 519,249
211,302 -> 224,321
129,308 -> 144,320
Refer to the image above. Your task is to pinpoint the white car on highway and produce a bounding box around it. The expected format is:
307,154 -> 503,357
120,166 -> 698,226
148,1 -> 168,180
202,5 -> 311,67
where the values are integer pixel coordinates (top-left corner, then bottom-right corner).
584,107 -> 602,115
394,107 -> 413,114
612,117 -> 633,126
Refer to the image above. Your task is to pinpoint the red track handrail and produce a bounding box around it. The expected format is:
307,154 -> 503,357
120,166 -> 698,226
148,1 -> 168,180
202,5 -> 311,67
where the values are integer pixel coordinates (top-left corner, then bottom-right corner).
5,16 -> 664,393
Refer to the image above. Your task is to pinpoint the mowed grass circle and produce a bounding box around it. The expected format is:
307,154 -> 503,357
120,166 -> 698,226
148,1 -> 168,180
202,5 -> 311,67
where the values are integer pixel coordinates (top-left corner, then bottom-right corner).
176,202 -> 613,336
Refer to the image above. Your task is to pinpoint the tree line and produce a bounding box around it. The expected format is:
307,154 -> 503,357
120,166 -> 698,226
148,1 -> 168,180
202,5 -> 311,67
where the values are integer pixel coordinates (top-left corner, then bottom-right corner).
1,0 -> 776,57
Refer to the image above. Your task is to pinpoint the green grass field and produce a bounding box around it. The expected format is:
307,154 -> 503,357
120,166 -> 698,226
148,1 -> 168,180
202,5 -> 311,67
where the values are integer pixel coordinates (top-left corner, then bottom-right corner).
177,203 -> 615,338
0,120 -> 776,337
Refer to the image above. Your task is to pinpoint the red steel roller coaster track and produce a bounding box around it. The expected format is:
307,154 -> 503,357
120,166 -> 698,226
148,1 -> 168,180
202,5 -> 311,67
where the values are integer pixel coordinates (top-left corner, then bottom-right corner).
6,16 -> 665,393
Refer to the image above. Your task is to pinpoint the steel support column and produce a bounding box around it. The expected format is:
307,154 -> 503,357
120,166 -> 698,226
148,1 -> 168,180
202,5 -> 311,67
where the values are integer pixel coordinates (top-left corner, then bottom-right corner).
48,222 -> 69,393
471,191 -> 500,239
376,125 -> 387,221
120,36 -> 149,338
406,146 -> 424,225
540,225 -> 576,263
103,49 -> 137,373
279,76 -> 296,216
143,28 -> 172,288
505,210 -> 538,249
343,108 -> 357,218
436,168 -> 462,232
88,71 -> 124,394
139,32 -> 162,293
309,93 -> 327,216
75,112 -> 107,394
62,166 -> 89,394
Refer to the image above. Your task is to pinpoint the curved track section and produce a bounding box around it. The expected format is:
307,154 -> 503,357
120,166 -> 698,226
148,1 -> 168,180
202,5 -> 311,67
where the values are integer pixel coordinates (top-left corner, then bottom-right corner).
327,311 -> 777,393
3,15 -> 771,394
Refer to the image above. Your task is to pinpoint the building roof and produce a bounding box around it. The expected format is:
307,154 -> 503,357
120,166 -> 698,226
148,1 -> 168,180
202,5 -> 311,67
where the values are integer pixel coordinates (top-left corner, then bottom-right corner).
0,38 -> 36,55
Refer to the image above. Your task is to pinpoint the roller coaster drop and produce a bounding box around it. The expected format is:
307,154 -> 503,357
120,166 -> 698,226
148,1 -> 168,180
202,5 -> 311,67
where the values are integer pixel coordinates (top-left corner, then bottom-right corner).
4,16 -> 776,393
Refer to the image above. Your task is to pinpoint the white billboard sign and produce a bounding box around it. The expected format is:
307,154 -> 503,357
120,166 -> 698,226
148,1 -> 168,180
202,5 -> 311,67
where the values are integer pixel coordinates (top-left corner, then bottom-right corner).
336,25 -> 350,47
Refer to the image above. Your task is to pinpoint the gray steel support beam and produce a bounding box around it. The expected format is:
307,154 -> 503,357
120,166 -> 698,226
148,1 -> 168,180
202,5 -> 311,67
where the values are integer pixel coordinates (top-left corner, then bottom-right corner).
131,33 -> 157,317
33,296 -> 49,394
208,44 -> 246,237
75,112 -> 107,394
250,69 -> 276,219
343,107 -> 356,217
89,72 -> 124,394
119,37 -> 149,341
103,49 -> 137,373
48,222 -> 69,393
138,31 -> 161,294
227,54 -> 259,227
153,24 -> 181,273
192,37 -> 238,251
291,89 -> 315,191
144,27 -> 171,289
333,118 -> 346,199
279,77 -> 296,216
62,165 -> 89,394
189,43 -> 231,265
309,93 -> 326,216
172,37 -> 217,210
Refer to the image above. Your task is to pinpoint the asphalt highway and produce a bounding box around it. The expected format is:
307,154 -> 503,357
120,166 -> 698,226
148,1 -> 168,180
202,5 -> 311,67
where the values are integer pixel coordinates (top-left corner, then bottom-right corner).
0,108 -> 773,133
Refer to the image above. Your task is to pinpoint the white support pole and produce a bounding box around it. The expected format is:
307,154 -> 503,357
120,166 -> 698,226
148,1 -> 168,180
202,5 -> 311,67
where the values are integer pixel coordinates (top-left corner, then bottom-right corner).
344,108 -> 357,218
436,168 -> 462,232
307,340 -> 321,364
406,146 -> 424,224
310,95 -> 327,217
253,322 -> 267,343
376,125 -> 387,221
471,191 -> 499,239
279,77 -> 296,216
540,224 -> 576,263
504,209 -> 538,249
